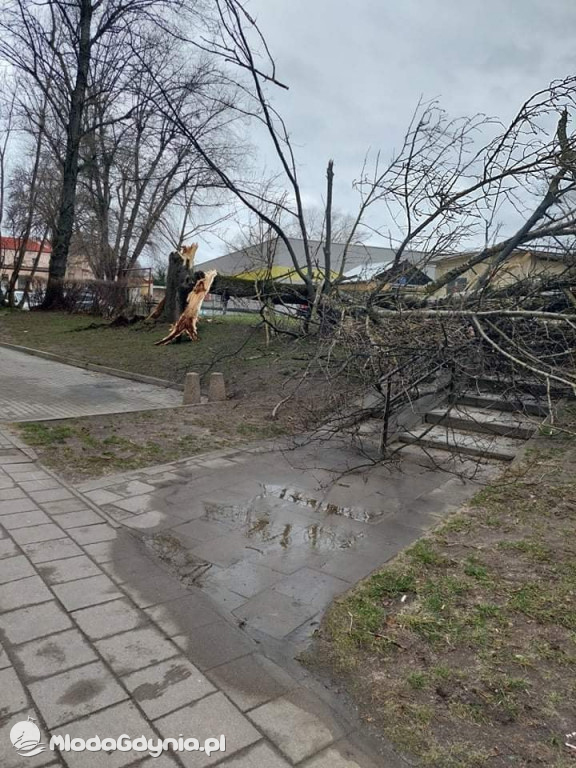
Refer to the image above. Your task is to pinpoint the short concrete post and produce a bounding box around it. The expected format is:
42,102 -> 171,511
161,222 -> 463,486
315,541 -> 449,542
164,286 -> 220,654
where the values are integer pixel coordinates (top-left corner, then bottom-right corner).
183,372 -> 201,405
208,372 -> 226,402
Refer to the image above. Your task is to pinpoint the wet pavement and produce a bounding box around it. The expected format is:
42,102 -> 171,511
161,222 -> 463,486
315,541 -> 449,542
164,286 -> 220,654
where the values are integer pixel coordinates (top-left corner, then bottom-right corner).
0,429 -> 403,768
77,434 -> 495,658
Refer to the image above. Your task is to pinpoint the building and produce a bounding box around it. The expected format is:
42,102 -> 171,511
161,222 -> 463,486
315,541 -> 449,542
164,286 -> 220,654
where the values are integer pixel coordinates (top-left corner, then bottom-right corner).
197,237 -> 431,282
0,236 -> 93,290
432,248 -> 574,297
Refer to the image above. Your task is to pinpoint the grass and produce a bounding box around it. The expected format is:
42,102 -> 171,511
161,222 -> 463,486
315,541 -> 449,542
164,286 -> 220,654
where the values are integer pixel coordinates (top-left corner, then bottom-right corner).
310,416 -> 576,767
0,308 -> 314,386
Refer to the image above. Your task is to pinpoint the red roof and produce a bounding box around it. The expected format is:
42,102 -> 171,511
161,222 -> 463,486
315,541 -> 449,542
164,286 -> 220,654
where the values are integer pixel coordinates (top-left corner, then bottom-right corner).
0,236 -> 52,253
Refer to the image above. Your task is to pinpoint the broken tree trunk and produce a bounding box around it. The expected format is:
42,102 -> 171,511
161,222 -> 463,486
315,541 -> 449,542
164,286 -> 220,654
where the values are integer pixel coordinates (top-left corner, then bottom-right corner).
155,270 -> 217,346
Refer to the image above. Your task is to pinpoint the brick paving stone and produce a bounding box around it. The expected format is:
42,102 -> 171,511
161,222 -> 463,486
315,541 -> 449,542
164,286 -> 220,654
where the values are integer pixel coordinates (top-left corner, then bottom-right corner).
0,601 -> 73,644
120,573 -> 191,609
48,509 -> 104,529
67,524 -> 117,545
19,478 -> 61,492
0,554 -> 36,584
14,628 -> 97,680
72,598 -> 147,640
0,666 -> 29,716
0,538 -> 19,560
207,654 -> 295,712
43,499 -> 91,514
0,575 -> 53,613
0,488 -> 26,501
0,498 -> 39,515
0,509 -> 52,530
29,488 -> 75,503
172,620 -> 253,671
38,555 -> 103,585
122,657 -> 215,719
144,594 -> 222,637
155,693 -> 260,768
49,701 -> 162,768
51,574 -> 122,611
82,540 -> 116,562
218,743 -> 291,768
248,695 -> 342,763
95,626 -> 178,675
28,661 -> 128,728
83,489 -> 124,505
22,537 -> 83,564
10,524 -> 65,545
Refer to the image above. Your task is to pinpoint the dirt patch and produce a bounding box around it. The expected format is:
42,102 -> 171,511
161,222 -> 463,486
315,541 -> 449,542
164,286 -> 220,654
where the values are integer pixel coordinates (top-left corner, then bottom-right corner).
13,400 -> 292,484
309,416 -> 576,767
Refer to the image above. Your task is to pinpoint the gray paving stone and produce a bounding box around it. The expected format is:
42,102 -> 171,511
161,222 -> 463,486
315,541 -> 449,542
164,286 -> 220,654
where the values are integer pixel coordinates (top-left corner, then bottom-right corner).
52,574 -> 122,610
232,589 -> 316,640
155,692 -> 260,767
49,701 -> 158,768
208,654 -> 295,712
144,594 -> 222,637
0,575 -> 52,613
82,540 -> 116,562
95,626 -> 178,675
218,743 -> 291,768
123,656 -> 215,719
29,488 -> 75,503
0,509 -> 52,530
72,598 -> 147,639
0,711 -> 58,768
48,509 -> 104,529
205,561 -> 284,598
0,554 -> 36,584
172,518 -> 233,544
67,524 -> 117,545
43,499 -> 90,514
38,555 -> 103,585
120,573 -> 191,609
28,661 -> 128,728
272,568 -> 350,610
107,480 -> 157,497
0,666 -> 29,716
248,694 -> 342,763
19,478 -> 61,492
0,538 -> 18,560
10,523 -> 65,545
83,489 -> 124,506
14,628 -> 97,680
0,643 -> 10,669
173,619 -> 253,671
22,537 -> 83,564
0,488 -> 25,501
0,497 -> 39,515
0,600 -> 73,644
109,494 -> 155,514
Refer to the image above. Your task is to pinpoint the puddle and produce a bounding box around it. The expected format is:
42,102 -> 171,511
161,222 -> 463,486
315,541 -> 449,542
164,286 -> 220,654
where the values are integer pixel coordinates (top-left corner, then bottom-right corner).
204,499 -> 364,552
260,484 -> 382,523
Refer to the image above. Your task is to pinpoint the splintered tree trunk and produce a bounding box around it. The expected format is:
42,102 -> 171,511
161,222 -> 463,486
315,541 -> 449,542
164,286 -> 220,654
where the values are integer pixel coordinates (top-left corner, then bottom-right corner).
155,270 -> 217,346
160,251 -> 191,324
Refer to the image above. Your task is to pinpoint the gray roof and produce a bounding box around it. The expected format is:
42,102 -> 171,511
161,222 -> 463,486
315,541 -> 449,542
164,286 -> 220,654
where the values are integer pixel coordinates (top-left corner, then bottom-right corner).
197,237 -> 430,277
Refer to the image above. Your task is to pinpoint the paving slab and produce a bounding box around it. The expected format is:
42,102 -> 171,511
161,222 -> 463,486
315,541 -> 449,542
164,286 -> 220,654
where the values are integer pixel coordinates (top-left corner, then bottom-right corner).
0,347 -> 181,422
72,598 -> 147,640
122,656 -> 215,719
0,600 -> 73,644
37,554 -> 104,584
51,573 -> 122,610
14,628 -> 97,680
95,626 -> 178,675
172,619 -> 253,671
28,661 -> 128,727
0,574 -> 53,612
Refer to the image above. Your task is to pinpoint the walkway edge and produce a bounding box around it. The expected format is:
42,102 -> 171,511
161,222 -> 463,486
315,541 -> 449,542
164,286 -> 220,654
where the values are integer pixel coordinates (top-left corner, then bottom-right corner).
0,340 -> 184,391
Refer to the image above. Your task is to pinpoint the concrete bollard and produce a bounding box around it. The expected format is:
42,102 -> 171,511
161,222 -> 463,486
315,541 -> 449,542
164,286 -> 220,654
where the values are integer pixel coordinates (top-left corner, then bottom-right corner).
183,372 -> 201,405
208,372 -> 226,402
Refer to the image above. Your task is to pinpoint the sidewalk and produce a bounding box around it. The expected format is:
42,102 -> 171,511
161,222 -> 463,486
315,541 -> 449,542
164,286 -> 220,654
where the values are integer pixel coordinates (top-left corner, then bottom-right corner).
0,429 -> 397,768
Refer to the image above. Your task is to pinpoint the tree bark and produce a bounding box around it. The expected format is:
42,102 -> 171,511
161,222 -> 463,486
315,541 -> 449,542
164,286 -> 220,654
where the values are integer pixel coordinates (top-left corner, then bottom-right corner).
42,0 -> 93,309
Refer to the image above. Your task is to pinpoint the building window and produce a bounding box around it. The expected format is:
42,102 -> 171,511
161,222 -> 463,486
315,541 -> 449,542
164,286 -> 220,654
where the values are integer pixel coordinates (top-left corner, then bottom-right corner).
447,277 -> 467,295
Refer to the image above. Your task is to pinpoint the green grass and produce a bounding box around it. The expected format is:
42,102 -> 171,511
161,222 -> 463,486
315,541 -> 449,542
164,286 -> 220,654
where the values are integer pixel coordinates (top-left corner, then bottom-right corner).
313,429 -> 576,768
0,309 -> 314,385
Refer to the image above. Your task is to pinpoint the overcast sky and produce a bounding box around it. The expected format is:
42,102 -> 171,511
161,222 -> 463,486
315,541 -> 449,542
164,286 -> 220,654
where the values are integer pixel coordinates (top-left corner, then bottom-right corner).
200,0 -> 576,260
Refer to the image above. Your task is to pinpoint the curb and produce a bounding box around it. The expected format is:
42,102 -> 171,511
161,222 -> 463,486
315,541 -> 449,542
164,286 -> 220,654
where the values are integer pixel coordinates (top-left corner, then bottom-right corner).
0,341 -> 184,391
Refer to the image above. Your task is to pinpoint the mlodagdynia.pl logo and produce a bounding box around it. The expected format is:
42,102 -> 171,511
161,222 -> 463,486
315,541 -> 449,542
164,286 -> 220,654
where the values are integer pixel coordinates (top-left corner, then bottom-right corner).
10,716 -> 46,757
8,713 -> 226,759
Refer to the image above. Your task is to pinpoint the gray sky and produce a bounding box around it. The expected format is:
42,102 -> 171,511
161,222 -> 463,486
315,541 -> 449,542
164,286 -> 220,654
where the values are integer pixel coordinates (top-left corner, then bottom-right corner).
199,0 -> 576,260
